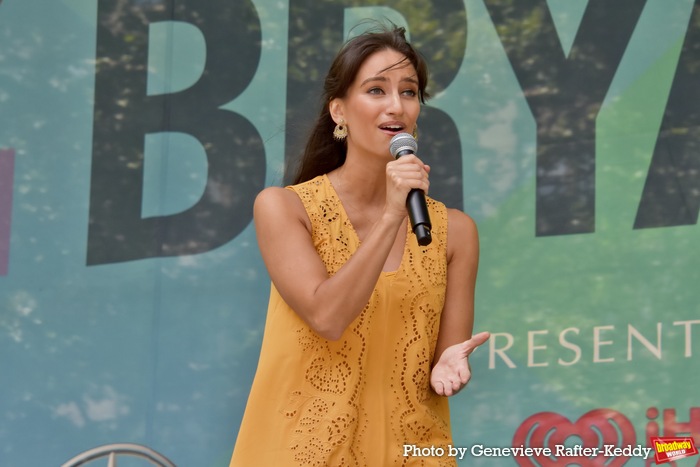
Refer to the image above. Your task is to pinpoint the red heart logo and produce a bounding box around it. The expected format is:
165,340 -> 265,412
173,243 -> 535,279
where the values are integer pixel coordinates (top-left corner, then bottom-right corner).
512,409 -> 636,466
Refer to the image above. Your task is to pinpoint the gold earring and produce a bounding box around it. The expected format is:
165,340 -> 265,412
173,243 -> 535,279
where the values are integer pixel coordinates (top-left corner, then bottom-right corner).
333,120 -> 348,141
412,125 -> 418,140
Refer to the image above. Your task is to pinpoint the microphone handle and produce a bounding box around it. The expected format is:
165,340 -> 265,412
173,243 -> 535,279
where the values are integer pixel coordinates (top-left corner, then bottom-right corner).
406,188 -> 432,246
395,148 -> 432,246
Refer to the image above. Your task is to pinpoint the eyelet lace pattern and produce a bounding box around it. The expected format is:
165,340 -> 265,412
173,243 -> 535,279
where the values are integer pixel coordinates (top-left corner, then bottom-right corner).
231,175 -> 454,466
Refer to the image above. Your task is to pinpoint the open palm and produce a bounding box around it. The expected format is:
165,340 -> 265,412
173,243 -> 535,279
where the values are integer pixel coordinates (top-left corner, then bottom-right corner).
430,331 -> 490,396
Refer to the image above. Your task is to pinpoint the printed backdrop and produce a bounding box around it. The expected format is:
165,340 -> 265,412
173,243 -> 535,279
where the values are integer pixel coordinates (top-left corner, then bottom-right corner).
1,0 -> 699,466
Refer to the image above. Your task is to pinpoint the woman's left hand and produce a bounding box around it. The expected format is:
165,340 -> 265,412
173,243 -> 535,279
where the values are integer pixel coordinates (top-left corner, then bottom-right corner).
430,331 -> 490,396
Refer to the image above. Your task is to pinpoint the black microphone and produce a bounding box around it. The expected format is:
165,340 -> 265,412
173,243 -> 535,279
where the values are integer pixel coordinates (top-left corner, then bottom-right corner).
389,132 -> 432,246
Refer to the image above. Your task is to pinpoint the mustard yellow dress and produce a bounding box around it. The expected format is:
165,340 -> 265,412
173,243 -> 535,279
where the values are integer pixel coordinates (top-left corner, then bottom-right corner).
230,174 -> 455,466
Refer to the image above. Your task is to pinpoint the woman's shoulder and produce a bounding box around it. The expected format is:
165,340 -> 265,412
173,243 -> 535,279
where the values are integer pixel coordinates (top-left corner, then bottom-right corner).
425,199 -> 476,235
445,208 -> 479,259
446,208 -> 477,235
254,185 -> 308,225
255,185 -> 297,206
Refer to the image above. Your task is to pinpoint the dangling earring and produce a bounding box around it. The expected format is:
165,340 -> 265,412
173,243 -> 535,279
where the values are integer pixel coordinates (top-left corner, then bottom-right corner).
333,120 -> 348,141
412,125 -> 418,140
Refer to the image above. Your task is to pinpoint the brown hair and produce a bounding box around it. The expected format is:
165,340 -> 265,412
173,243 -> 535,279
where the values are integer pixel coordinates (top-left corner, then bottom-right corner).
292,24 -> 430,184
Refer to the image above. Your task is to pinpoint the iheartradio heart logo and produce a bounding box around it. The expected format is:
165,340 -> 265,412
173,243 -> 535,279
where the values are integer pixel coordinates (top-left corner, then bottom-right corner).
512,409 -> 636,466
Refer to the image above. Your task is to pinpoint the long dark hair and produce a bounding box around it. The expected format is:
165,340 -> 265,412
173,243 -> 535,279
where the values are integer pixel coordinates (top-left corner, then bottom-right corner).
292,24 -> 430,184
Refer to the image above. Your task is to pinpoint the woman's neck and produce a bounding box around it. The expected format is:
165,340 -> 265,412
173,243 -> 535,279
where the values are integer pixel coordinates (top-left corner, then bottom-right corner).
330,156 -> 388,207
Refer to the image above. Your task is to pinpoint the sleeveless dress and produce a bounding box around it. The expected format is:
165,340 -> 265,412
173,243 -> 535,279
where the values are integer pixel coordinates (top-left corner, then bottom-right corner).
230,174 -> 455,466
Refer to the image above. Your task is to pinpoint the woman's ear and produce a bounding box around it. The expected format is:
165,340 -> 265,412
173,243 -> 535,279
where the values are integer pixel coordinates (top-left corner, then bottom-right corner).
329,98 -> 345,124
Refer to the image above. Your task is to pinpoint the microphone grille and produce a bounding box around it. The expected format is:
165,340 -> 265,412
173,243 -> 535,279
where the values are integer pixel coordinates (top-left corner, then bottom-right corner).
389,132 -> 417,157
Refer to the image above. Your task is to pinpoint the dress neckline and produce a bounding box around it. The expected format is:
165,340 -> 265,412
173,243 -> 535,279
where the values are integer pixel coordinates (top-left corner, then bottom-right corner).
322,173 -> 409,276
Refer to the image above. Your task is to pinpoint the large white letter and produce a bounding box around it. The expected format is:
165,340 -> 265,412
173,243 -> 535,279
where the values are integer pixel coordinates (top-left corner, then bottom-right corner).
593,325 -> 615,363
528,330 -> 549,367
673,320 -> 700,357
627,323 -> 662,360
558,327 -> 581,366
489,333 -> 516,369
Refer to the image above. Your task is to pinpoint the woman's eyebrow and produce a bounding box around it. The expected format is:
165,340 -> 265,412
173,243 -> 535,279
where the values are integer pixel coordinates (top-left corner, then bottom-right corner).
360,75 -> 388,86
360,75 -> 418,86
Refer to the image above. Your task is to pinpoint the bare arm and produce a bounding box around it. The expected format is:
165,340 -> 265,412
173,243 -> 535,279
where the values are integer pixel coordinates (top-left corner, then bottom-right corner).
430,208 -> 490,396
254,156 -> 429,340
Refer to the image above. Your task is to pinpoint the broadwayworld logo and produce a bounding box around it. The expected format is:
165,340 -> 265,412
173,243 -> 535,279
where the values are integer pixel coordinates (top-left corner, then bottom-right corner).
512,408 -> 700,466
651,437 -> 699,465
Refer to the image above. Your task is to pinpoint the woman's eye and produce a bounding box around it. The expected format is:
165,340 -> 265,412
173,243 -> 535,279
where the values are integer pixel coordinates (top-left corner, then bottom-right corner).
402,89 -> 417,97
368,87 -> 384,95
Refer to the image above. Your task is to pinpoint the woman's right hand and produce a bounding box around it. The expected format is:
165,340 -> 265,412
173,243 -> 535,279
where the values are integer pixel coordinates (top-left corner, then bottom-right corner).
384,154 -> 430,220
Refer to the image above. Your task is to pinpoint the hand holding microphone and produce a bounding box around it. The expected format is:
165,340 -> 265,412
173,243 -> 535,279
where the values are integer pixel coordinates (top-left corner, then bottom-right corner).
389,133 -> 432,246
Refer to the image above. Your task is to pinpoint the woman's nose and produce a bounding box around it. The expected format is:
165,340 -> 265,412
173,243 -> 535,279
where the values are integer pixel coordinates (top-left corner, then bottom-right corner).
386,91 -> 404,115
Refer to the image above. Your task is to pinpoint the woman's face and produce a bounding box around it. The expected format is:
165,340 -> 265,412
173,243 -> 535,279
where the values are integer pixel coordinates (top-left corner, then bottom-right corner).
331,48 -> 421,159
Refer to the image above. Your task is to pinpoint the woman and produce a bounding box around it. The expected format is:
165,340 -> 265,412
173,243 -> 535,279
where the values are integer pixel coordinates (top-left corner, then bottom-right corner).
230,24 -> 489,466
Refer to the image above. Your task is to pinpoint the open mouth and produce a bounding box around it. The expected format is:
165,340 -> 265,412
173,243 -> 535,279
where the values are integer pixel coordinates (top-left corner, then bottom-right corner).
380,124 -> 405,134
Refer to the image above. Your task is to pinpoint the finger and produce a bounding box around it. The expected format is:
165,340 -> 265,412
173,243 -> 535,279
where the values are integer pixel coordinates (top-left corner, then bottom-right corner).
463,331 -> 490,355
441,381 -> 452,397
394,156 -> 429,177
387,163 -> 426,183
389,158 -> 429,179
392,172 -> 429,193
396,153 -> 424,164
458,365 -> 471,384
393,163 -> 427,180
